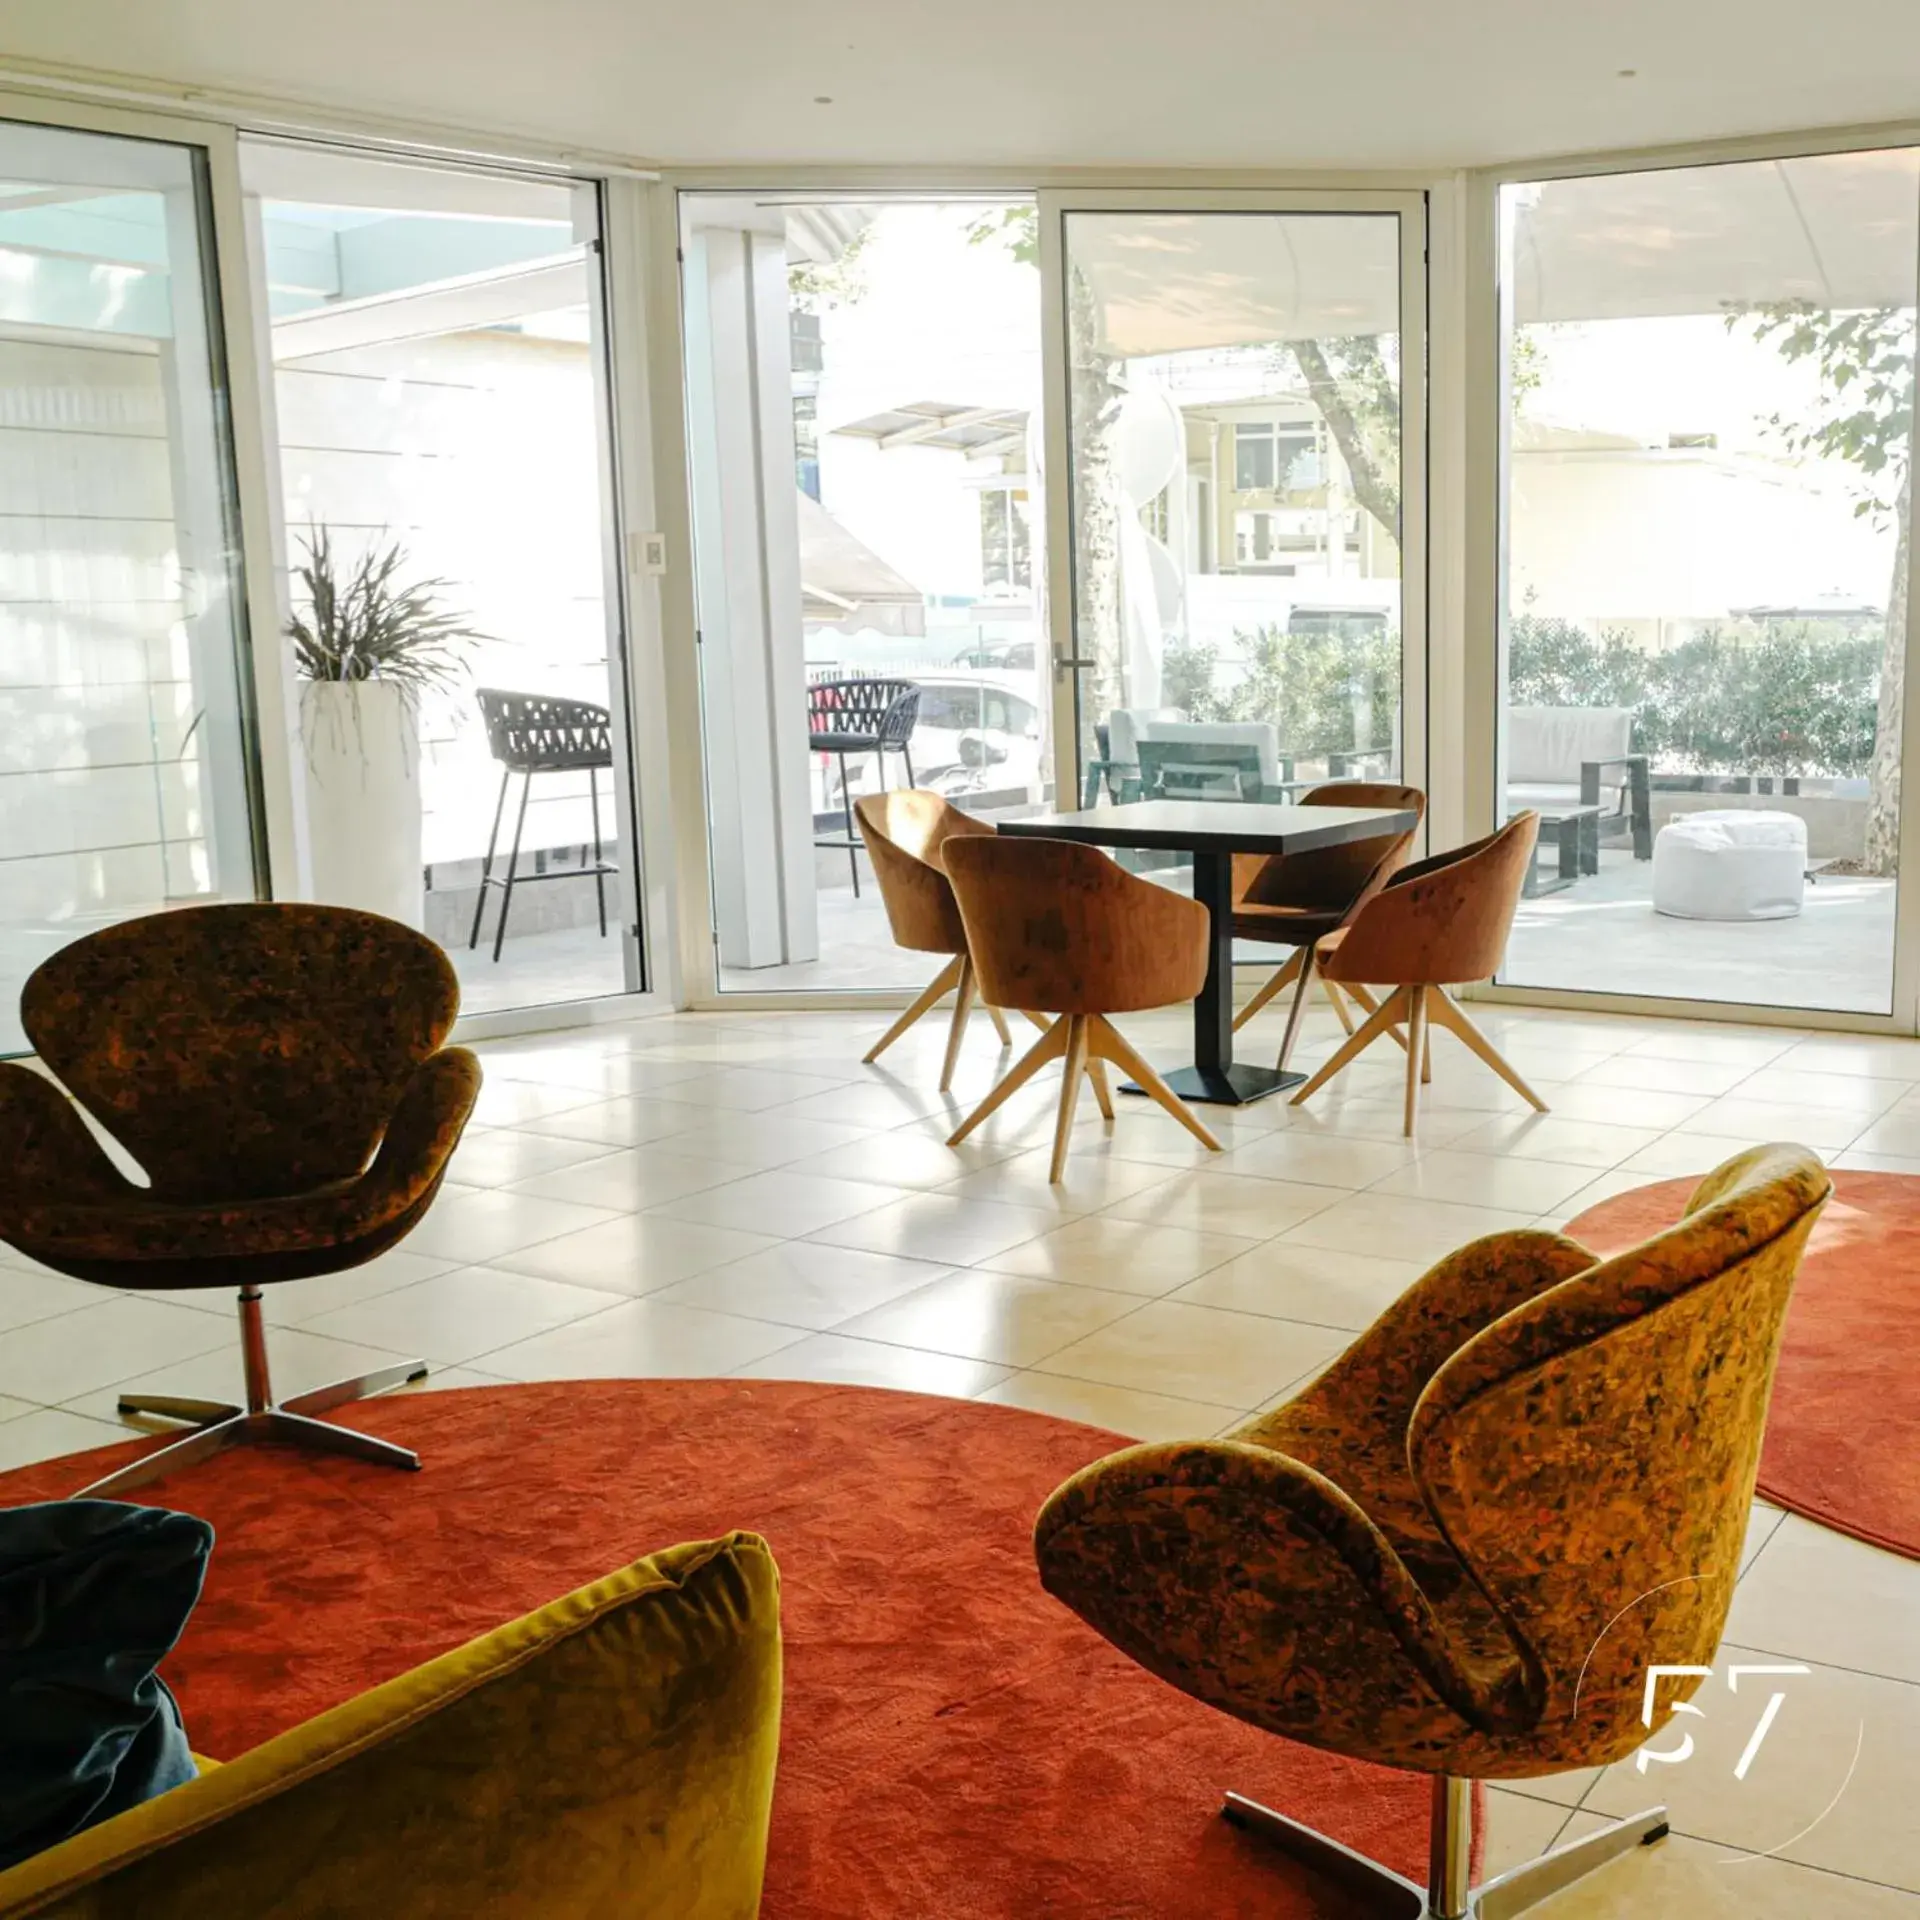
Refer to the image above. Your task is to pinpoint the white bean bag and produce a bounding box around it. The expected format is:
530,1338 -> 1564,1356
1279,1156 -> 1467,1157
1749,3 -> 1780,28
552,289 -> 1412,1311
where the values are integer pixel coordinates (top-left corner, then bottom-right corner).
1652,810 -> 1807,921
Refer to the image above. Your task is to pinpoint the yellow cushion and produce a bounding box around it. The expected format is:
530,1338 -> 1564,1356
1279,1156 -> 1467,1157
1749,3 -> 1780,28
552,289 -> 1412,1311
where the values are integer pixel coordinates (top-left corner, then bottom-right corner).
0,1532 -> 781,1919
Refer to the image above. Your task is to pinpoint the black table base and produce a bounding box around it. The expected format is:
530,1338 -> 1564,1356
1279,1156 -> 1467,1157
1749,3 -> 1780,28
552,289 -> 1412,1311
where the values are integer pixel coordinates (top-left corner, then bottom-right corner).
1121,1062 -> 1303,1107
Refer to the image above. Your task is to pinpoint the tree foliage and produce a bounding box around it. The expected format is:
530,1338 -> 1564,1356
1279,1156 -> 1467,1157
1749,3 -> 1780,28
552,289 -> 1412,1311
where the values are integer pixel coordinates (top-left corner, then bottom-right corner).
1163,625 -> 1398,757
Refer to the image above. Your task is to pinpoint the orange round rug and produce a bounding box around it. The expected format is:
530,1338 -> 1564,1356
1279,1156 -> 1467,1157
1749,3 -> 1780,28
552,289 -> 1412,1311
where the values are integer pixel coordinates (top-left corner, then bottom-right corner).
1568,1169 -> 1920,1562
0,1379 -> 1465,1917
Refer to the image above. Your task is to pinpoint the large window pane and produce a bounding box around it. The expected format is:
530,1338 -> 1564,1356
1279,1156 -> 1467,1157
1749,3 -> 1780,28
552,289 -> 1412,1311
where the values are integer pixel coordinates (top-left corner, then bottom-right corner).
1498,152 -> 1918,1014
0,119 -> 260,1054
1062,211 -> 1406,812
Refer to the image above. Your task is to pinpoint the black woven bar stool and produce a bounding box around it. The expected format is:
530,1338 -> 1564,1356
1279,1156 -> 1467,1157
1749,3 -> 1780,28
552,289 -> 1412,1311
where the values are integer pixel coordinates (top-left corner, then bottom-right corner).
469,688 -> 618,961
806,677 -> 920,896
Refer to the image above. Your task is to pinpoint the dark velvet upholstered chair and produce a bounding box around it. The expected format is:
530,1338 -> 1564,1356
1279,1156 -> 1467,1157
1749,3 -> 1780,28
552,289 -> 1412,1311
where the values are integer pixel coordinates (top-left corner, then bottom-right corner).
1292,812 -> 1545,1134
942,834 -> 1218,1182
0,905 -> 481,1499
1034,1143 -> 1830,1919
853,790 -> 1033,1090
1229,780 -> 1426,1072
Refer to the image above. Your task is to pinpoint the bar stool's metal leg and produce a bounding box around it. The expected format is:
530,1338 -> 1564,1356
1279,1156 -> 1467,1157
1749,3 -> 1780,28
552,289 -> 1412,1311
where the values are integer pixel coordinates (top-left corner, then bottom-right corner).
903,742 -> 915,787
493,769 -> 533,962
839,751 -> 859,895
469,766 -> 511,949
588,764 -> 608,937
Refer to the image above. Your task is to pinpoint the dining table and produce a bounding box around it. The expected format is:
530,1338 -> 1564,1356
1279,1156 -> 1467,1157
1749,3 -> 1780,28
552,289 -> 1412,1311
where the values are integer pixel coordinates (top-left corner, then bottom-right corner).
996,798 -> 1420,1105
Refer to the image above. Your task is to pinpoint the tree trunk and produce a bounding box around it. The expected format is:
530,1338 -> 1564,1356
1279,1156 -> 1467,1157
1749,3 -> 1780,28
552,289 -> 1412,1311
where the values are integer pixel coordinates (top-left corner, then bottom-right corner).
1069,265 -> 1126,730
1863,459 -> 1912,877
1286,338 -> 1400,552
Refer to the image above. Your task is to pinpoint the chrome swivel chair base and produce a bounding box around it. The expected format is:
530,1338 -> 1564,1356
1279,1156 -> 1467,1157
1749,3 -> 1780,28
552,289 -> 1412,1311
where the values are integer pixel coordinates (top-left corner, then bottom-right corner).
1223,1777 -> 1668,1920
78,1283 -> 429,1498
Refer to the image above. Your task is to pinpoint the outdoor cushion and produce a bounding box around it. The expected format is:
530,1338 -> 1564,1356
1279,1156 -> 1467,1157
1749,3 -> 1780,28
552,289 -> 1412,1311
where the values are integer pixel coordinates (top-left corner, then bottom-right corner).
1103,707 -> 1187,769
1652,809 -> 1806,921
1137,718 -> 1285,786
0,1501 -> 210,1871
1506,706 -> 1633,810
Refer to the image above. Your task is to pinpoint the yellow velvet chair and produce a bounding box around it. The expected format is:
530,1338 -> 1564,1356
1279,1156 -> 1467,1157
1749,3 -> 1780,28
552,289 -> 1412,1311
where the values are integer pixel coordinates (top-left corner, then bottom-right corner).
1033,1145 -> 1828,1919
0,1532 -> 782,1920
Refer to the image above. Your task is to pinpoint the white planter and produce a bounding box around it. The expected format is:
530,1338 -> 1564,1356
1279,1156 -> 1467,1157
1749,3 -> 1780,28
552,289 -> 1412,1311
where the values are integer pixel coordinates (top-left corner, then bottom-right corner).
300,679 -> 424,930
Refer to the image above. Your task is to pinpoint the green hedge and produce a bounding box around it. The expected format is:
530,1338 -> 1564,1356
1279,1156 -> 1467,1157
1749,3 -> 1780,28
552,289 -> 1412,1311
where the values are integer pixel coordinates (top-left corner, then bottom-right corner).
1161,616 -> 1882,777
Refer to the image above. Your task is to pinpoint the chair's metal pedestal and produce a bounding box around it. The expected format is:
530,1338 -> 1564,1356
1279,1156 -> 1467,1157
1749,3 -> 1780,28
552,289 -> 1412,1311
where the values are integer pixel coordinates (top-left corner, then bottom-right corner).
79,1285 -> 428,1498
1223,1778 -> 1668,1919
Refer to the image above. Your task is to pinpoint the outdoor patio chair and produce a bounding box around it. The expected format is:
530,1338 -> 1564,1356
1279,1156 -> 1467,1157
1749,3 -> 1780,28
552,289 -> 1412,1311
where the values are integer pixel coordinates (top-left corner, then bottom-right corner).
1505,705 -> 1652,862
469,688 -> 619,963
807,677 -> 921,895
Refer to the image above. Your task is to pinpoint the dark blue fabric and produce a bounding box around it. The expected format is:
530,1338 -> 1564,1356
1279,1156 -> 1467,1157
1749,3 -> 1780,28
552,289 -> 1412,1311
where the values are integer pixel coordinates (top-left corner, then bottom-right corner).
0,1500 -> 211,1871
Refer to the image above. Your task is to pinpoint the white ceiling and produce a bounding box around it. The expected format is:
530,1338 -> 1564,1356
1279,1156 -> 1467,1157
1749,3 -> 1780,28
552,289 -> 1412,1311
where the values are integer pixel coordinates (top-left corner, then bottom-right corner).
8,0 -> 1920,171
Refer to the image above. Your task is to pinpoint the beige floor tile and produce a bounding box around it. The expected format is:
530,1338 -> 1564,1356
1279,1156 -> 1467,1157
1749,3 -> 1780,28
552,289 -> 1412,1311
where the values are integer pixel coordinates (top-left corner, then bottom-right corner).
59,1325 -> 417,1423
0,1296 -> 234,1403
468,1079 -> 602,1128
447,1126 -> 621,1188
1675,1097 -> 1866,1150
507,1147 -> 761,1211
806,1192 -> 1059,1267
1778,1035 -> 1920,1080
482,1298 -> 803,1382
1100,1170 -> 1341,1238
0,1407 -> 129,1474
1572,1054 -> 1756,1098
1480,1787 -> 1576,1878
1844,1110 -> 1920,1158
494,1213 -> 780,1294
1539,1082 -> 1716,1129
1739,1500 -> 1788,1576
647,1242 -> 958,1330
517,1096 -> 717,1148
483,1050 -> 711,1099
645,1168 -> 902,1237
1040,1299 -> 1350,1409
979,1371 -> 1238,1441
655,1065 -> 857,1112
1584,1644 -> 1920,1890
404,1189 -> 622,1265
1829,1148 -> 1920,1175
976,1217 -> 1260,1295
1618,1133 -> 1767,1178
0,1267 -> 99,1334
1528,1829 -> 1920,1918
1219,1130 -> 1422,1188
1731,1066 -> 1912,1115
0,1395 -> 35,1421
938,1147 -> 1181,1216
255,1249 -> 458,1324
1725,1517 -> 1920,1683
1170,1241 -> 1423,1330
658,1113 -> 882,1173
1622,1027 -> 1799,1068
1276,1192 -> 1536,1267
1447,1114 -> 1667,1169
830,1270 -> 1142,1368
1370,1149 -> 1602,1215
1481,1766 -> 1607,1810
766,1079 -> 955,1130
780,1130 -> 1012,1191
1283,1097 -> 1493,1147
729,1332 -> 1010,1399
1546,1165 -> 1672,1226
300,1266 -> 628,1368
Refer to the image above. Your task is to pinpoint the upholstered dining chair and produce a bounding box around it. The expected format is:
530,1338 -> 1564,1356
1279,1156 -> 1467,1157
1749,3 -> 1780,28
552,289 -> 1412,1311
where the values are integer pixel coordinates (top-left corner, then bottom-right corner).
1034,1143 -> 1830,1920
942,835 -> 1220,1182
1229,781 -> 1426,1073
1291,812 -> 1543,1134
854,790 -> 1040,1091
0,904 -> 481,1499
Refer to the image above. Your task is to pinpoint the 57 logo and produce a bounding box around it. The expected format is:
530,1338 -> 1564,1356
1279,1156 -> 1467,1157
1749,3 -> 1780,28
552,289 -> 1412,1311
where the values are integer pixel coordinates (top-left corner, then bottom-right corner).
1635,1662 -> 1810,1780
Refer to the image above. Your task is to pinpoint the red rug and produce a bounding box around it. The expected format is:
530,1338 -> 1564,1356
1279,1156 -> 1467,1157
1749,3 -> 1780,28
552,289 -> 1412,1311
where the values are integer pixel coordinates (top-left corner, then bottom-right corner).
0,1380 -> 1462,1917
1568,1170 -> 1920,1562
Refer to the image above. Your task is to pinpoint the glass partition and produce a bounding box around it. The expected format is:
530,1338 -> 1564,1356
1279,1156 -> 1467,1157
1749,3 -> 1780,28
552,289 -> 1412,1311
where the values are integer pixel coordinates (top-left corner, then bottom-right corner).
0,118 -> 261,1054
1497,151 -> 1918,1014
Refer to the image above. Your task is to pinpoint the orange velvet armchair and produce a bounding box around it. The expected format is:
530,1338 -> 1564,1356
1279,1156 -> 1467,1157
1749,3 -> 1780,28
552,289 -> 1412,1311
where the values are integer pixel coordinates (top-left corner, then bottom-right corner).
0,904 -> 481,1498
1035,1144 -> 1830,1919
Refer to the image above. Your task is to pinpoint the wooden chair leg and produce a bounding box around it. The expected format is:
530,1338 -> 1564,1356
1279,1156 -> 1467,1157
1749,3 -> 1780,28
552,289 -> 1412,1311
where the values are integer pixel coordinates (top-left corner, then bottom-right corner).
1343,980 -> 1411,1055
986,1003 -> 1013,1046
948,1017 -> 1069,1146
1089,1018 -> 1222,1153
1403,985 -> 1429,1135
1427,990 -> 1550,1112
941,957 -> 980,1093
1289,986 -> 1410,1105
864,955 -> 964,1065
1274,939 -> 1317,1073
1051,1017 -> 1090,1181
1086,1056 -> 1115,1121
1422,1023 -> 1433,1085
1320,970 -> 1357,1035
1232,949 -> 1301,1032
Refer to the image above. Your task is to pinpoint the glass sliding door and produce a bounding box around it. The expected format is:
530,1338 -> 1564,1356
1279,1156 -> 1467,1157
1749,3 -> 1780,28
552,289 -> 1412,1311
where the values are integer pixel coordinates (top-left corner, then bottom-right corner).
0,116 -> 263,1054
1053,199 -> 1422,828
240,141 -> 643,1017
679,194 -> 1046,993
1496,150 -> 1918,1016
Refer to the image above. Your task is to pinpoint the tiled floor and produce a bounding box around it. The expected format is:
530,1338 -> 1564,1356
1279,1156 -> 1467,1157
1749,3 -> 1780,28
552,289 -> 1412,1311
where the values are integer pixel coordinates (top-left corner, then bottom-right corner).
3,991 -> 1917,1914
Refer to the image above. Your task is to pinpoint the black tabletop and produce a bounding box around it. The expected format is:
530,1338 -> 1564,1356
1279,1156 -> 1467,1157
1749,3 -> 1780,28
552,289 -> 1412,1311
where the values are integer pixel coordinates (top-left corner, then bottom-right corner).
997,799 -> 1418,857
